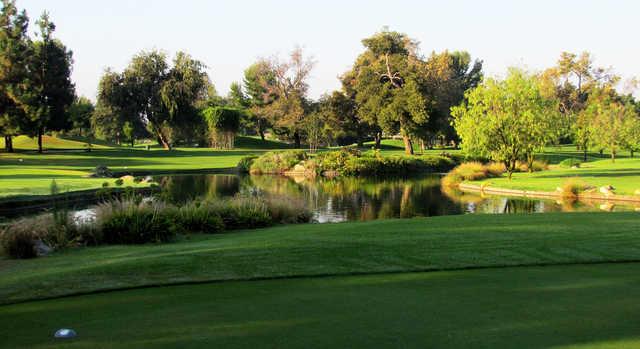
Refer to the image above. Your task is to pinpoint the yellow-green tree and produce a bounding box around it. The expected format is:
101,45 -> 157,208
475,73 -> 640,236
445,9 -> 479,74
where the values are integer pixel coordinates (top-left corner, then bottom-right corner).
452,68 -> 560,178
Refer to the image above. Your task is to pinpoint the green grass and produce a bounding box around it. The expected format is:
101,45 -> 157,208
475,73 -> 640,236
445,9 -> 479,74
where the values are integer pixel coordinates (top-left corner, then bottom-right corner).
2,212 -> 640,348
0,135 -> 114,150
1,212 -> 639,305
0,136 -> 293,198
472,155 -> 640,196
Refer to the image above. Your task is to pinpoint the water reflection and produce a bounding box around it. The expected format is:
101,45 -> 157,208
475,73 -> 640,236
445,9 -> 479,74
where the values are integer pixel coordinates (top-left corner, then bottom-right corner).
151,174 -> 635,223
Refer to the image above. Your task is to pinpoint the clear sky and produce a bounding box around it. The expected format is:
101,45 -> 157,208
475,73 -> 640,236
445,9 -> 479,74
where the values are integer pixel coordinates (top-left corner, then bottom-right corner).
20,0 -> 640,100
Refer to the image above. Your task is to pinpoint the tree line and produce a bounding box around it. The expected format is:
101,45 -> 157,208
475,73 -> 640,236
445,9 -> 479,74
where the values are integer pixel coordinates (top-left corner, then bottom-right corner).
1,1 -> 638,160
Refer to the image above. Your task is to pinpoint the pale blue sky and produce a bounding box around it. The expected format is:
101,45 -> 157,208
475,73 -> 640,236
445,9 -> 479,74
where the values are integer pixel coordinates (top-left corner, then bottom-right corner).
21,0 -> 640,100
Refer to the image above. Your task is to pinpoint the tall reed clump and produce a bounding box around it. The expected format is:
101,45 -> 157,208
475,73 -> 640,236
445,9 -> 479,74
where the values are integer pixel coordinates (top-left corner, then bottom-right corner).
441,162 -> 506,188
559,178 -> 591,199
1,195 -> 313,259
95,200 -> 178,244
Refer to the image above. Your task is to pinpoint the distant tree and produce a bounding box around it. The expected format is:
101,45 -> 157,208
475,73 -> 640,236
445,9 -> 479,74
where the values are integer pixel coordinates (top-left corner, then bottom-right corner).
67,96 -> 94,137
318,90 -> 367,147
585,88 -> 637,162
452,68 -> 560,178
243,60 -> 275,140
202,106 -> 241,149
419,50 -> 483,148
98,50 -> 210,149
350,29 -> 428,154
26,12 -> 75,153
0,0 -> 31,152
253,48 -> 314,148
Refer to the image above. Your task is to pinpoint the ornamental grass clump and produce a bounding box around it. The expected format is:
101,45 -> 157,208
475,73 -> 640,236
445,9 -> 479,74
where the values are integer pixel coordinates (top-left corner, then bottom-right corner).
96,199 -> 178,244
559,178 -> 591,199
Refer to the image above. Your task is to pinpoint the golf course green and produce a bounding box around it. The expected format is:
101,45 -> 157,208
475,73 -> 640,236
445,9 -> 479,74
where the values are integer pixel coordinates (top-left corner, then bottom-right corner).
1,212 -> 640,348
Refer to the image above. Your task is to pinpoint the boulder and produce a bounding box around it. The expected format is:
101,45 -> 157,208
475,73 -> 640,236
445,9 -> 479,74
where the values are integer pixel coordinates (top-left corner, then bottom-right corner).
34,240 -> 53,256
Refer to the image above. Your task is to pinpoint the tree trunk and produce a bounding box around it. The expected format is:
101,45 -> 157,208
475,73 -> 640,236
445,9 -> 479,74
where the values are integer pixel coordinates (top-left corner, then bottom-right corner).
259,129 -> 265,141
374,132 -> 382,149
356,134 -> 364,147
293,131 -> 301,149
156,130 -> 171,150
4,135 -> 13,153
37,129 -> 43,153
611,149 -> 615,163
402,135 -> 414,155
631,150 -> 635,158
131,138 -> 135,148
583,148 -> 588,162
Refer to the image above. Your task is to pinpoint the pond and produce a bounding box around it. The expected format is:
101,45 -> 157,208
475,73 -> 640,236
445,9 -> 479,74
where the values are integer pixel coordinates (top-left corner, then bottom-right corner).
2,173 -> 636,223
151,173 -> 635,223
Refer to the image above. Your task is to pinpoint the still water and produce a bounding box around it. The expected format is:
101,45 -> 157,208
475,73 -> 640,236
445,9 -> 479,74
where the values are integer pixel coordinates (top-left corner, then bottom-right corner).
151,174 -> 634,223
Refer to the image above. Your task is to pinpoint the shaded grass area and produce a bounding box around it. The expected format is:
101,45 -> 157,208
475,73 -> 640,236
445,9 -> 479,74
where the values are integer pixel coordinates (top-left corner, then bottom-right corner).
1,212 -> 639,305
2,262 -> 640,348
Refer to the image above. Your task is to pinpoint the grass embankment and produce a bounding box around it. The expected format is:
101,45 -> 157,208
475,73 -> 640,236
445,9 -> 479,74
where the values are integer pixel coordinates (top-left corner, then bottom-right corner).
1,212 -> 640,348
0,136 -> 291,198
470,146 -> 640,196
1,212 -> 639,304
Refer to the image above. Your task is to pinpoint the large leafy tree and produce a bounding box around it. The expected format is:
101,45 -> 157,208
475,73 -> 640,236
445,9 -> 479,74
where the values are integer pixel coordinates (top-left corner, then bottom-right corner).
26,12 -> 75,153
350,29 -> 428,154
97,50 -> 210,149
452,68 -> 560,178
0,0 -> 31,152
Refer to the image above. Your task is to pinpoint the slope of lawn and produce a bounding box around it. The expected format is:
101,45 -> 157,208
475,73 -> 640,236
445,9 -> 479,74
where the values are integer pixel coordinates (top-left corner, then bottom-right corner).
0,136 -> 292,198
471,157 -> 640,196
1,212 -> 639,305
2,262 -> 640,349
0,135 -> 114,150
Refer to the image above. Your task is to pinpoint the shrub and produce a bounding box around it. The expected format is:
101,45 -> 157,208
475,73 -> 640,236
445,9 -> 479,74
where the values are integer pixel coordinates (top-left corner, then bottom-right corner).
516,160 -> 548,172
176,202 -> 225,234
485,162 -> 507,176
93,165 -> 113,178
250,150 -> 307,174
115,178 -> 124,186
0,227 -> 36,259
96,200 -> 178,244
207,197 -> 272,229
559,178 -> 590,199
102,181 -> 110,188
264,196 -> 313,224
559,158 -> 582,168
452,162 -> 488,180
236,155 -> 258,173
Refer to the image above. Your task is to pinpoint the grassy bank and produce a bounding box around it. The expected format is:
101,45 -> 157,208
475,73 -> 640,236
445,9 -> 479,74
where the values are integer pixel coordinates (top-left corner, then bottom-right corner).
1,212 -> 639,305
3,262 -> 640,349
470,157 -> 640,196
0,136 -> 291,198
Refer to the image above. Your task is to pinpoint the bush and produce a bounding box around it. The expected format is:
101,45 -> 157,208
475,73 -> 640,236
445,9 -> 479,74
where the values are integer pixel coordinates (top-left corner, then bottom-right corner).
96,200 -> 178,244
0,213 -> 75,259
0,227 -> 36,259
264,196 -> 313,224
236,155 -> 258,173
176,202 -> 225,234
485,162 -> 506,176
559,178 -> 591,199
559,158 -> 582,168
452,162 -> 488,180
250,150 -> 307,174
92,165 -> 113,178
516,160 -> 548,172
115,178 -> 124,186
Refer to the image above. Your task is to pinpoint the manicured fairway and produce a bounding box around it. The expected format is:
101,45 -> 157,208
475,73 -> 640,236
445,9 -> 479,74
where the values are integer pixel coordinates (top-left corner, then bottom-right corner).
2,262 -> 640,349
1,212 -> 639,305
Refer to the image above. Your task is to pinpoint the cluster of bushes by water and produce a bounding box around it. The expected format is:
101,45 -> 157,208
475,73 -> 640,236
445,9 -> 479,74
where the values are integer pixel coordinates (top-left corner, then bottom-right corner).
0,195 -> 312,259
442,159 -> 549,187
241,148 -> 457,177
